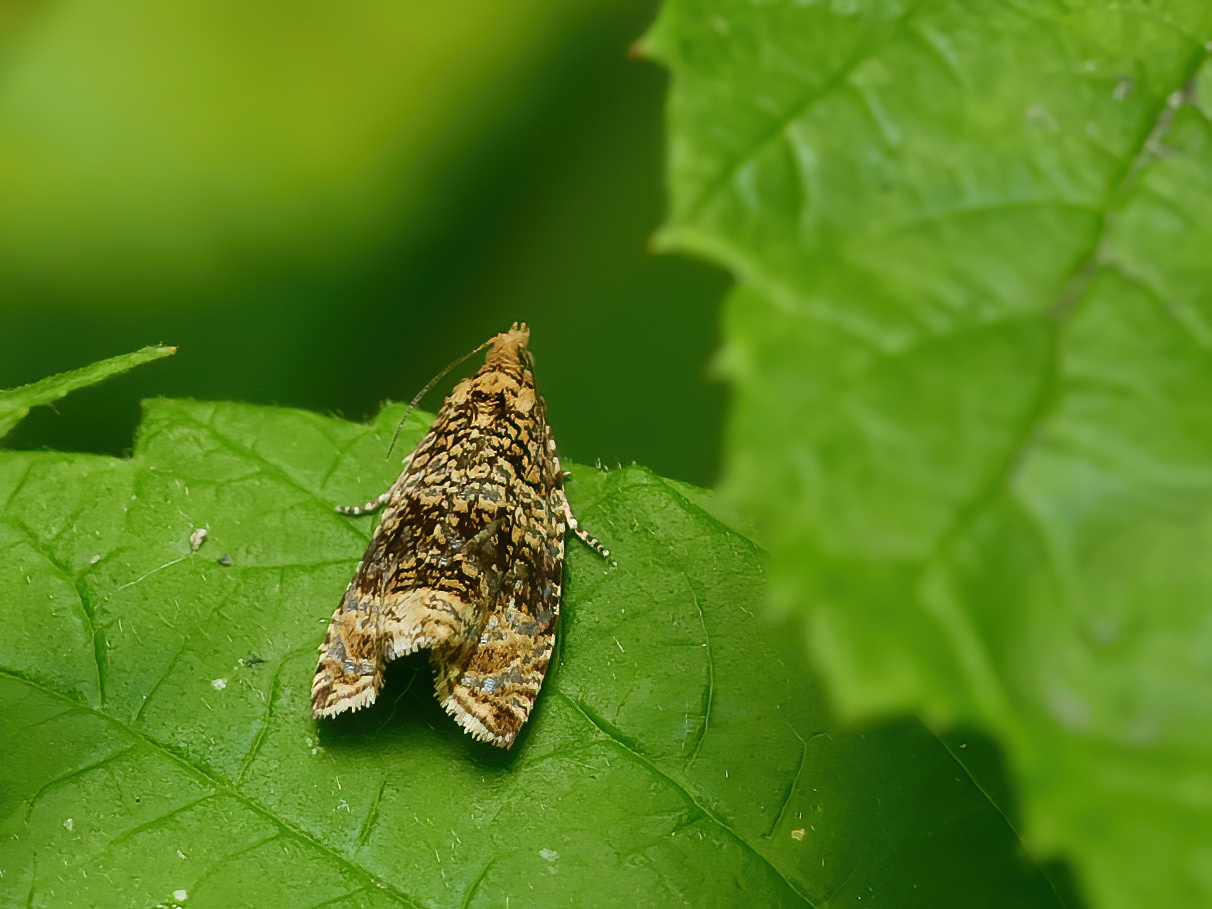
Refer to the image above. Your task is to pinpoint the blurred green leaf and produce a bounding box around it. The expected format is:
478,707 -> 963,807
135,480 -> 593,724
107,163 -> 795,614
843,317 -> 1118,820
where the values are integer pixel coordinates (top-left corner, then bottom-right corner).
648,2 -> 1212,907
0,1 -> 605,302
0,2 -> 731,490
0,361 -> 1062,906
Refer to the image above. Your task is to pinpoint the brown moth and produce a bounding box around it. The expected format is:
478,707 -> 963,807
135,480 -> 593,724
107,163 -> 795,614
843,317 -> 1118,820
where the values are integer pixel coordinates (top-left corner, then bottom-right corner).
311,323 -> 608,748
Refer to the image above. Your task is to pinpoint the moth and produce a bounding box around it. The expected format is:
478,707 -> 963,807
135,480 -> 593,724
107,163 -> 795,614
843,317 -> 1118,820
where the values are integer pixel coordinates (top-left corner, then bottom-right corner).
311,323 -> 608,748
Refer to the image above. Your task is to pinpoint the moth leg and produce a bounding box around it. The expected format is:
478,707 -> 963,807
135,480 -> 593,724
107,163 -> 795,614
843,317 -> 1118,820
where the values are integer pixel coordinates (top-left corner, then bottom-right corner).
312,589 -> 387,717
335,490 -> 392,516
556,492 -> 612,561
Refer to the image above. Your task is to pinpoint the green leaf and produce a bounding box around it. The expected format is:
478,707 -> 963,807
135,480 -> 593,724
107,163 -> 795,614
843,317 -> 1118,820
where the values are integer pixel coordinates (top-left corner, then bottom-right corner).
0,363 -> 1061,906
648,3 -> 1212,908
0,346 -> 175,440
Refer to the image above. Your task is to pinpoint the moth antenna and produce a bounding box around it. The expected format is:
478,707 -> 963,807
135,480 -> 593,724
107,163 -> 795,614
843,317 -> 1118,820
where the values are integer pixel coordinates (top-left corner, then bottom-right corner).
386,337 -> 494,459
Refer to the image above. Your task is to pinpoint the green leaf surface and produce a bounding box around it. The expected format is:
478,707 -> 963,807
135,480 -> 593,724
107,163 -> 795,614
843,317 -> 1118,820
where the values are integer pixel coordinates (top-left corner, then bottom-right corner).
0,346 -> 175,440
648,2 -> 1212,908
0,361 -> 1061,907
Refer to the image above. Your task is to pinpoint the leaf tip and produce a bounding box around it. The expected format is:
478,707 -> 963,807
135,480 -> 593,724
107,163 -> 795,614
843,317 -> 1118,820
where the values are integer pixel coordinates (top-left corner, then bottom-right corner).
647,226 -> 679,256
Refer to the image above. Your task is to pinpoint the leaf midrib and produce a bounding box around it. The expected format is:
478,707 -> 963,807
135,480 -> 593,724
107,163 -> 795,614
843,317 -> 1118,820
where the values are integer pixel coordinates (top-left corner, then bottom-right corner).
2,668 -> 424,909
909,57 -> 1210,726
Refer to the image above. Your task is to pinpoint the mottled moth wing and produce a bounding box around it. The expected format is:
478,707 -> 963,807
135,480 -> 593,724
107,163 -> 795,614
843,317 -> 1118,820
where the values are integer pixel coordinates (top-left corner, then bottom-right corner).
310,455 -> 500,720
312,322 -> 599,748
310,549 -> 388,717
433,428 -> 568,746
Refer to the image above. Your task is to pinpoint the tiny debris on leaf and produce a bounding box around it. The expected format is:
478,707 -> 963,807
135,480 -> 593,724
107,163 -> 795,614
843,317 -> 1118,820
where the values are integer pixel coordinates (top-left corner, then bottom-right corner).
188,527 -> 208,551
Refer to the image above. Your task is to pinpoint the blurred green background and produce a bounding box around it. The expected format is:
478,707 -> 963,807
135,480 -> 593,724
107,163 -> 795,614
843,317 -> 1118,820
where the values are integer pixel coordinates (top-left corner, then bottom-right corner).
0,0 -> 728,486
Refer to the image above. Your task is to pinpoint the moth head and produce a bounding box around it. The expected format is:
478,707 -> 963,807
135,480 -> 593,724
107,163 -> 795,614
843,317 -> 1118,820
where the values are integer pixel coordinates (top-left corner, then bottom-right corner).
483,322 -> 533,371
461,324 -> 538,420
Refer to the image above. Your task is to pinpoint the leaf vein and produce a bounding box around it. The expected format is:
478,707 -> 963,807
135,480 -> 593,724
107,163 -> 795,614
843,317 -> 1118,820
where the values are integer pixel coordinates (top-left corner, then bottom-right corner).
132,591 -> 240,725
166,410 -> 367,545
681,578 -> 714,768
105,792 -> 218,850
2,669 -> 425,909
560,693 -> 815,908
763,731 -> 807,840
354,778 -> 390,856
684,0 -> 934,226
22,745 -> 140,822
4,517 -> 105,705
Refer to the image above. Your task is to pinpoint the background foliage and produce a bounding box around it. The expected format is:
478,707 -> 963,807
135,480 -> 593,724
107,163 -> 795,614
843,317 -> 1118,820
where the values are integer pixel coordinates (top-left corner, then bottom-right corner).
0,0 -> 727,485
649,2 -> 1212,908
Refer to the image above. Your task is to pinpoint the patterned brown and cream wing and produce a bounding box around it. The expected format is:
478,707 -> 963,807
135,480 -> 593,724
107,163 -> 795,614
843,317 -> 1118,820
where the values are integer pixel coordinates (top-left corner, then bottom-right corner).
310,539 -> 390,717
375,454 -> 508,664
311,447 -> 504,718
434,469 -> 567,748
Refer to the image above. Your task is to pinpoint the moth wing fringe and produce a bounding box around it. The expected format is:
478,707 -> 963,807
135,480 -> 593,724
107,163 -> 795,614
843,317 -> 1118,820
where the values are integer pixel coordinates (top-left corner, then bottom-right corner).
311,681 -> 379,718
439,692 -> 517,748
